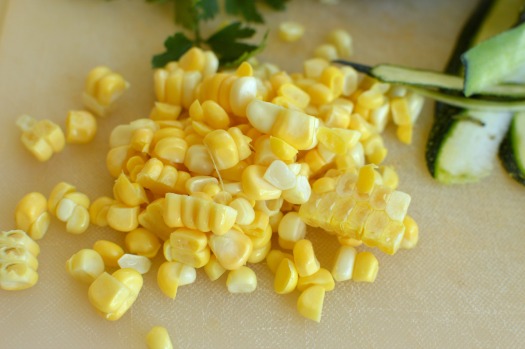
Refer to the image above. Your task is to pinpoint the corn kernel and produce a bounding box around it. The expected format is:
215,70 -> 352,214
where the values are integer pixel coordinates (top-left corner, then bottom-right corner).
278,212 -> 306,246
247,241 -> 271,264
293,239 -> 320,277
226,266 -> 257,293
83,66 -> 129,116
66,110 -> 97,144
235,61 -> 253,77
230,76 -> 257,117
396,124 -> 413,145
272,109 -> 319,150
201,100 -> 230,129
117,254 -> 152,274
65,249 -> 104,284
314,44 -> 338,61
88,268 -> 143,321
150,102 -> 182,121
401,215 -> 419,249
146,326 -> 174,349
157,261 -> 197,299
179,47 -> 205,71
106,203 -> 140,232
297,285 -> 325,323
274,257 -> 298,294
327,29 -> 353,59
229,197 -> 256,225
184,144 -> 215,175
282,175 -> 311,205
203,129 -> 240,170
17,115 -> 66,161
331,245 -> 356,282
241,165 -> 282,201
204,254 -> 226,281
352,251 -> 379,282
278,21 -> 305,42
391,97 -> 412,126
0,230 -> 39,290
14,192 -> 50,240
209,228 -> 253,270
296,268 -> 335,292
164,228 -> 210,268
113,173 -> 148,207
125,228 -> 161,259
93,240 -> 125,268
89,196 -> 116,227
356,164 -> 377,195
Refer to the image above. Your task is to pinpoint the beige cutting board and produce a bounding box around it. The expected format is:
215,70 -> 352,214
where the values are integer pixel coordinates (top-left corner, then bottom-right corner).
1,0 -> 524,348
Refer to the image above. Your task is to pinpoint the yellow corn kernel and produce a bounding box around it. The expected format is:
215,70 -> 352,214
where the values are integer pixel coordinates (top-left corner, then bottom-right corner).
17,115 -> 66,162
185,176 -> 218,195
163,228 -> 210,268
89,196 -> 115,227
106,145 -> 133,178
396,124 -> 413,145
178,47 -> 205,71
228,127 -> 252,161
66,249 -> 105,284
327,29 -> 353,59
135,158 -> 177,195
54,192 -> 90,235
146,326 -> 174,349
106,203 -> 139,232
65,110 -> 97,144
203,129 -> 240,170
14,192 -> 50,240
209,228 -> 253,270
377,166 -> 398,190
352,251 -> 379,282
268,136 -> 297,162
157,261 -> 196,299
83,66 -> 129,116
278,212 -> 306,245
129,127 -> 154,153
113,173 -> 148,207
200,100 -> 230,129
401,215 -> 419,249
93,240 -> 124,268
229,197 -> 256,225
269,71 -> 292,91
331,245 -> 356,282
320,66 -> 344,98
337,236 -> 363,247
204,254 -> 227,281
164,68 -> 184,106
274,257 -> 298,294
272,109 -> 319,150
390,97 -> 412,126
124,228 -> 161,259
230,76 -> 257,117
268,211 -> 284,233
293,239 -> 320,278
266,249 -> 292,274
241,165 -> 282,201
312,177 -> 335,195
306,82 -> 334,106
356,164 -> 377,195
235,61 -> 253,77
314,43 -> 338,61
238,210 -> 269,238
319,105 -> 351,129
277,83 -> 310,109
88,268 -> 143,321
262,160 -> 296,191
278,237 -> 296,250
137,199 -> 171,241
247,241 -> 271,264
296,268 -> 335,292
226,266 -> 257,293
150,102 -> 182,121
317,127 -> 360,155
278,21 -> 305,42
297,285 -> 325,323
184,144 -> 214,175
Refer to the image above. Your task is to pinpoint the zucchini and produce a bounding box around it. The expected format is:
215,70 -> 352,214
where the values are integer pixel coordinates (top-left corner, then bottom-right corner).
499,113 -> 525,184
426,0 -> 524,183
334,61 -> 525,99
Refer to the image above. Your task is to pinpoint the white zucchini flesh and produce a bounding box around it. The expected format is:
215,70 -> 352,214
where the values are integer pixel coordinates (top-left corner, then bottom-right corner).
436,110 -> 512,183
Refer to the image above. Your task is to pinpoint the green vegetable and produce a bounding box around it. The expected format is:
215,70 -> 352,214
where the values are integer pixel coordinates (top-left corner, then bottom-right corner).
499,113 -> 525,185
149,0 -> 287,68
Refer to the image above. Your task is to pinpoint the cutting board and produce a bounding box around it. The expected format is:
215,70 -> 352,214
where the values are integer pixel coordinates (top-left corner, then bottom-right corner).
1,0 -> 524,348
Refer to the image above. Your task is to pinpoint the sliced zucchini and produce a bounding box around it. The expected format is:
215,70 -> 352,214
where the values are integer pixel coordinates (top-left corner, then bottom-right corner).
462,22 -> 525,96
499,113 -> 525,184
333,62 -> 525,99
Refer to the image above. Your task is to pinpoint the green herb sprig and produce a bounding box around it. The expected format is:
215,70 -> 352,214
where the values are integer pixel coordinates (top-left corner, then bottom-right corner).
148,0 -> 288,68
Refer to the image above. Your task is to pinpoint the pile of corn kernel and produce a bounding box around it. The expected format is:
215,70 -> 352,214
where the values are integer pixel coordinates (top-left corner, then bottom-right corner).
4,28 -> 422,347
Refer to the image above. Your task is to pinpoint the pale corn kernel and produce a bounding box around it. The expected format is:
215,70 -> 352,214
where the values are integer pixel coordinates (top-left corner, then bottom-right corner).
278,212 -> 306,245
179,47 -> 205,71
272,109 -> 320,150
358,89 -> 385,110
319,105 -> 351,128
348,113 -> 375,141
201,100 -> 230,129
401,215 -> 419,249
226,266 -> 257,293
296,268 -> 335,292
229,197 -> 256,225
340,66 -> 359,96
240,210 -> 270,238
118,254 -> 152,274
356,164 -> 377,195
303,58 -> 330,79
106,203 -> 140,232
385,191 -> 411,222
150,102 -> 182,121
247,223 -> 272,251
157,261 -> 196,299
391,97 -> 412,126
217,75 -> 237,113
397,124 -> 413,145
209,228 -> 253,270
113,173 -> 148,207
66,249 -> 104,284
17,116 -> 66,162
214,191 -> 233,205
204,254 -> 226,281
93,240 -> 125,268
253,198 -> 283,218
202,50 -> 219,77
65,205 -> 90,235
191,121 -> 213,137
88,268 -> 143,321
184,144 -> 215,175
247,241 -> 272,264
0,263 -> 39,291
235,61 -> 253,77
230,76 -> 257,117
246,99 -> 282,134
312,177 -> 336,195
1,230 -> 40,257
407,92 -> 425,123
83,67 -> 129,116
203,129 -> 240,170
293,239 -> 320,277
278,21 -> 305,42
331,245 -> 356,282
277,83 -> 310,109
242,165 -> 282,201
146,326 -> 174,349
125,228 -> 161,259
281,175 -> 311,205
66,110 -> 97,144
263,160 -> 297,190
327,29 -> 353,58
14,192 -> 50,240
353,251 -> 379,282
297,285 -> 325,323
370,101 -> 390,132
274,257 -> 298,294
185,176 -> 218,195
253,135 -> 280,166
89,196 -> 116,227
314,44 -> 338,61
269,211 -> 284,232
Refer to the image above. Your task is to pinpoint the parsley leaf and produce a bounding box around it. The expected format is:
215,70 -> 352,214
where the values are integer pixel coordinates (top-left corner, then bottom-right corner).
261,0 -> 288,10
151,32 -> 194,68
206,21 -> 267,66
225,0 -> 264,23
